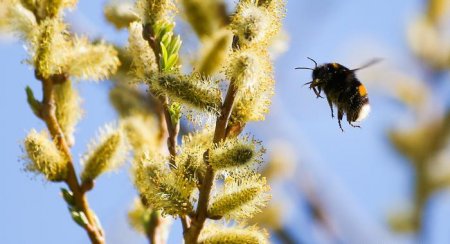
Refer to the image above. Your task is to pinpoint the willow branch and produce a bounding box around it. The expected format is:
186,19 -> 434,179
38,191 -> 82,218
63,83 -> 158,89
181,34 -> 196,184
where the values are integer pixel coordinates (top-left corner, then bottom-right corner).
37,72 -> 104,244
184,81 -> 239,244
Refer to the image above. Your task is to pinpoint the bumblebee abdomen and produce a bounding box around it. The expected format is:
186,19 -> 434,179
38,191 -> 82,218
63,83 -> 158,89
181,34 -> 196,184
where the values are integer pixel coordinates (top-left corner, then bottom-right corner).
347,83 -> 370,122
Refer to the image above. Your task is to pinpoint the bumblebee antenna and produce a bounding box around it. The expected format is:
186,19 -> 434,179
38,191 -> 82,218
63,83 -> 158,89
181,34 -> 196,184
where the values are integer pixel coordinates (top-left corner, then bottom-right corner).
351,58 -> 382,72
295,67 -> 314,70
307,57 -> 318,68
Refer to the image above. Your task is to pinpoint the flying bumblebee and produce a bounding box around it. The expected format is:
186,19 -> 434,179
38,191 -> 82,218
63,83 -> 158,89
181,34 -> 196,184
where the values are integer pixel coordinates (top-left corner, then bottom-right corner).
296,57 -> 380,131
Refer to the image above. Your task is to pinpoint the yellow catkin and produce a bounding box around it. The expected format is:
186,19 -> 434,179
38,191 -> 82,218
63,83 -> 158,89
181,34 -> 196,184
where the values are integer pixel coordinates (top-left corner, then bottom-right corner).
208,174 -> 271,220
133,156 -> 195,216
54,80 -> 82,146
195,29 -> 232,75
128,22 -> 158,81
180,0 -> 225,39
199,224 -> 269,244
135,0 -> 176,25
104,2 -> 139,29
81,126 -> 127,182
66,37 -> 120,81
24,129 -> 68,182
209,137 -> 257,170
153,74 -> 222,113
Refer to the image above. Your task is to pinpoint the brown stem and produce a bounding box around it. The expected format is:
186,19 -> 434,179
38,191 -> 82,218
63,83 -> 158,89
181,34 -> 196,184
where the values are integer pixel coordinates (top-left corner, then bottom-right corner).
142,21 -> 186,242
184,81 -> 239,244
39,75 -> 104,244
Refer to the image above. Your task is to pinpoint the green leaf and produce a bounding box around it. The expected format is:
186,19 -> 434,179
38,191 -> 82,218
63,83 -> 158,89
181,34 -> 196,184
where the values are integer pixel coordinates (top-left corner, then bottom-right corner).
161,32 -> 171,46
160,41 -> 169,70
166,54 -> 178,70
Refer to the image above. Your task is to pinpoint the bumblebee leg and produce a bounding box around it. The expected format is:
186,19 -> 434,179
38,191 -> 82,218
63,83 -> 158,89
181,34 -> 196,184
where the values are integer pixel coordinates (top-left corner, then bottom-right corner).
337,109 -> 344,132
326,96 -> 334,118
311,86 -> 323,98
349,121 -> 361,128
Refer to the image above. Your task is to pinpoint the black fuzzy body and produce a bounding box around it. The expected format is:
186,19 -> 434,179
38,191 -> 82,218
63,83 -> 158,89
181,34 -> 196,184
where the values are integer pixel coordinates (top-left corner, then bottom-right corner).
308,63 -> 369,131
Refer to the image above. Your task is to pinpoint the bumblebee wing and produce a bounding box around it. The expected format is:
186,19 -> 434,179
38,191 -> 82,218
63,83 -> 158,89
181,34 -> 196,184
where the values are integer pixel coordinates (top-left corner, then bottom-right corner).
351,58 -> 382,72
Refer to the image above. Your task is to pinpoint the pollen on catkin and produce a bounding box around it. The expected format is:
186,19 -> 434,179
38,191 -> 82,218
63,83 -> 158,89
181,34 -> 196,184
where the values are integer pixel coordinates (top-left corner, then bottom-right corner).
208,174 -> 271,221
133,155 -> 195,216
135,0 -> 176,25
6,3 -> 37,41
209,136 -> 262,171
198,224 -> 269,244
54,80 -> 82,146
120,115 -> 160,157
232,0 -> 284,48
195,29 -> 232,75
81,124 -> 128,182
34,18 -> 70,79
151,74 -> 222,114
128,22 -> 158,81
24,129 -> 68,182
109,84 -> 155,118
180,0 -> 225,39
228,47 -> 273,93
66,37 -> 120,81
228,49 -> 274,124
127,198 -> 152,234
104,1 -> 139,29
231,3 -> 270,46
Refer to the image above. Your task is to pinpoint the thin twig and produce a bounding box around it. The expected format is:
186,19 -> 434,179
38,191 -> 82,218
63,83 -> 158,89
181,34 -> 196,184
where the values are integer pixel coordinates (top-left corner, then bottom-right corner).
141,22 -> 185,242
184,81 -> 240,243
38,74 -> 104,244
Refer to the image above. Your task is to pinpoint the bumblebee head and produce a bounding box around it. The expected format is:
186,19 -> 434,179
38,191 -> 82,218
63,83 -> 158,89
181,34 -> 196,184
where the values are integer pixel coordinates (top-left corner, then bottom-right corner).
311,65 -> 330,82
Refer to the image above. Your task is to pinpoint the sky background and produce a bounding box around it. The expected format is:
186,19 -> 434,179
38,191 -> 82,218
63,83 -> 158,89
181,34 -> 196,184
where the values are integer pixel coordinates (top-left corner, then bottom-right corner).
2,0 -> 450,243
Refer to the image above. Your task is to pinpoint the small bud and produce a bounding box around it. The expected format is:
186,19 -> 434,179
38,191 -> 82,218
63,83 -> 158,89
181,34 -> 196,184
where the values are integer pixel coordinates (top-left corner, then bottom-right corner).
69,207 -> 89,228
208,174 -> 271,221
24,130 -> 68,182
61,188 -> 75,206
152,74 -> 222,114
25,86 -> 42,118
199,224 -> 269,244
81,125 -> 128,182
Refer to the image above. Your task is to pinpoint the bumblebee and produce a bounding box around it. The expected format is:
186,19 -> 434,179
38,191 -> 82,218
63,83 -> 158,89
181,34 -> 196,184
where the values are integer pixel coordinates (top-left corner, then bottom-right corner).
296,58 -> 380,131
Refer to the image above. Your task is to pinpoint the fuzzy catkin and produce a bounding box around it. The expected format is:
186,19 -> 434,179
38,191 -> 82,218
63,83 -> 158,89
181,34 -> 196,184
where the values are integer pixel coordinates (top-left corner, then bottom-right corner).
54,80 -> 82,146
209,141 -> 255,170
24,130 -> 68,182
199,224 -> 269,244
81,127 -> 127,182
208,175 -> 271,221
196,29 -> 232,75
153,74 -> 222,113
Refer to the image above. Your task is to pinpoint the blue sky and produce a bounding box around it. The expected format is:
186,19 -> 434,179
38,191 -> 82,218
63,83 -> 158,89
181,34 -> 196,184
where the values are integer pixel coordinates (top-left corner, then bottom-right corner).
2,0 -> 450,243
